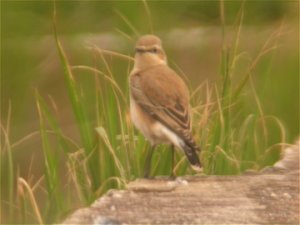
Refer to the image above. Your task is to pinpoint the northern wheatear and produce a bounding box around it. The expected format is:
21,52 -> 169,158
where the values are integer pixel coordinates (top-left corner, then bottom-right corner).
129,34 -> 201,177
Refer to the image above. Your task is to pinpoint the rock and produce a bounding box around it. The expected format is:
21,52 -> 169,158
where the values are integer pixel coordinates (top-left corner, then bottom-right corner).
62,141 -> 299,224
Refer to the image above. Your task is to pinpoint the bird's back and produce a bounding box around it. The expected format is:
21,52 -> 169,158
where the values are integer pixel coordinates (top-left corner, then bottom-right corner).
133,65 -> 190,110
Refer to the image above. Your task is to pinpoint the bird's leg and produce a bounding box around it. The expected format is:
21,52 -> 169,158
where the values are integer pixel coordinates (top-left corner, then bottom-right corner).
144,144 -> 155,178
170,144 -> 176,178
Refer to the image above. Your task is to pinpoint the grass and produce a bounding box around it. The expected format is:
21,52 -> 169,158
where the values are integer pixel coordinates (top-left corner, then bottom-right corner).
0,1 -> 291,224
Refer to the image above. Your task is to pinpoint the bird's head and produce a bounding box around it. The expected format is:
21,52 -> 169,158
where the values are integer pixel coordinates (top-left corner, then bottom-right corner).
134,35 -> 167,70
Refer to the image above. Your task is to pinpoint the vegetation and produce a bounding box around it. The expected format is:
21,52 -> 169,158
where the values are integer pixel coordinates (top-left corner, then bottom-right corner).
1,1 -> 298,224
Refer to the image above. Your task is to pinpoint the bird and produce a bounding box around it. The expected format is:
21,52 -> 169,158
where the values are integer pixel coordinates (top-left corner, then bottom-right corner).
129,34 -> 202,178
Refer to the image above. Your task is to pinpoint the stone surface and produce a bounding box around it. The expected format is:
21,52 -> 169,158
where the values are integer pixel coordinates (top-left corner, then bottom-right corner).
63,142 -> 299,224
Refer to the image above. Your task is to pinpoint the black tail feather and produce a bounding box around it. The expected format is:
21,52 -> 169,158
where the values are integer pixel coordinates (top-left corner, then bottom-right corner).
180,142 -> 202,171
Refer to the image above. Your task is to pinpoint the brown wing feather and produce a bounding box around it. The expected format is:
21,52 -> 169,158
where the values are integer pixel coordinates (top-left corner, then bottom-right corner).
130,65 -> 196,148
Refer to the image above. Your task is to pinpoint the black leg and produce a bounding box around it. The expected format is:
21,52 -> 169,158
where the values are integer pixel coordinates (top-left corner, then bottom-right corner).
144,145 -> 155,178
170,144 -> 176,178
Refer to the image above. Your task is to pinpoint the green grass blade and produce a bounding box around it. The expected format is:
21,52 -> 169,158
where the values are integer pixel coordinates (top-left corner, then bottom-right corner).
53,7 -> 100,193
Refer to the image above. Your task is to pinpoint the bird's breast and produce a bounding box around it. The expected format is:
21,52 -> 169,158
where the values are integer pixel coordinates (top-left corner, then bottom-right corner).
130,97 -> 154,141
130,98 -> 169,145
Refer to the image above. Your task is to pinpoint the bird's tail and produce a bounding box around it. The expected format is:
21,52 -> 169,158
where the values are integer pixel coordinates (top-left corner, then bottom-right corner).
179,140 -> 202,172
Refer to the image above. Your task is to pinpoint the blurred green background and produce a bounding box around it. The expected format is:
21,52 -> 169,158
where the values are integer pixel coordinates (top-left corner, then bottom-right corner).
1,0 -> 299,224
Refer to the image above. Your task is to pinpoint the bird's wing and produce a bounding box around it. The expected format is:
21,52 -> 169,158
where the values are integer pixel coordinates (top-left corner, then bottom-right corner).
130,65 -> 196,148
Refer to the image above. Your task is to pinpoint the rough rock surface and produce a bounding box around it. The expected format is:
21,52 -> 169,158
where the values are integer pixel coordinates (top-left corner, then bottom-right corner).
63,142 -> 299,224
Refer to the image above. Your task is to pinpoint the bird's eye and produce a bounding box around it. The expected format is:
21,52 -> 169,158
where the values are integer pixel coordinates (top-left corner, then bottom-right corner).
151,48 -> 158,53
